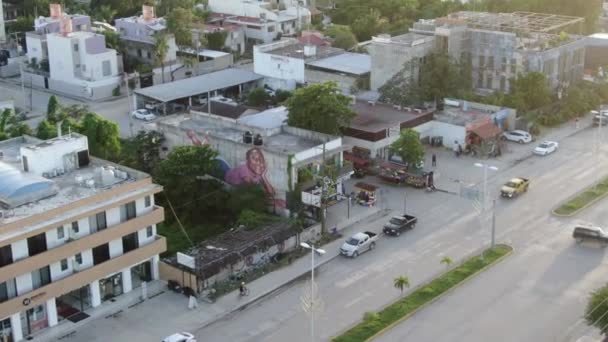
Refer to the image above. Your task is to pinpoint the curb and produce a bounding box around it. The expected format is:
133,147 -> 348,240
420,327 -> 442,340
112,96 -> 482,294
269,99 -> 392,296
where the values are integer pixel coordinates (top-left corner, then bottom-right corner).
552,180 -> 608,217
195,208 -> 391,332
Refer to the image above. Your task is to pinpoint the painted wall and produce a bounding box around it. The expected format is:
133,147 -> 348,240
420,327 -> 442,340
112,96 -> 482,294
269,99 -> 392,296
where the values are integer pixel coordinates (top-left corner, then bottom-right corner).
20,135 -> 88,177
414,120 -> 466,149
254,43 -> 305,83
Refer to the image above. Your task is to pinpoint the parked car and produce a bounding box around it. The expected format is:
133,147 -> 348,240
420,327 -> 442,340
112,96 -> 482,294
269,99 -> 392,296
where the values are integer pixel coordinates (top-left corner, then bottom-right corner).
502,130 -> 532,144
573,226 -> 608,244
339,231 -> 378,258
162,332 -> 196,342
533,141 -> 558,155
592,110 -> 608,126
500,177 -> 530,198
383,214 -> 417,236
131,109 -> 156,121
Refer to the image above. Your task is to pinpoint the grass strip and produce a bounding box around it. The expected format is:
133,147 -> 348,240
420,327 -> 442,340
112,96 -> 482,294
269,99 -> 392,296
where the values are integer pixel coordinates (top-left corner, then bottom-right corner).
333,244 -> 513,342
554,178 -> 608,216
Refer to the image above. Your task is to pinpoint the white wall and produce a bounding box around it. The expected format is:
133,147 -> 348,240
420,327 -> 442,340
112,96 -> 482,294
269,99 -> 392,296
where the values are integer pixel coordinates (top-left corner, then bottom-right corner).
15,274 -> 32,295
254,46 -> 305,83
26,34 -> 46,62
50,258 -> 71,282
45,225 -> 67,250
20,135 -> 88,177
106,207 -> 120,226
137,225 -> 156,247
109,238 -> 123,258
343,135 -> 399,158
293,137 -> 342,163
414,121 -> 466,149
11,240 -> 29,262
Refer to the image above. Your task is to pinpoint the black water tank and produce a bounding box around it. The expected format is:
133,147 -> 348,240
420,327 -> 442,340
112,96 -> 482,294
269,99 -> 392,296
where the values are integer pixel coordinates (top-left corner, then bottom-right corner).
253,134 -> 263,146
243,131 -> 253,144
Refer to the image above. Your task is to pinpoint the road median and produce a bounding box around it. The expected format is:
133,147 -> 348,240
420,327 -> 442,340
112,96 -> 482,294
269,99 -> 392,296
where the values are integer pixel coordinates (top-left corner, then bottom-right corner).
332,244 -> 513,342
553,177 -> 608,216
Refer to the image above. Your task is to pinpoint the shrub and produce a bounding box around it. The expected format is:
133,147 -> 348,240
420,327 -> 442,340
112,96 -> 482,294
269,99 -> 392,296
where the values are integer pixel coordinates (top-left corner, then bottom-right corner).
112,86 -> 121,96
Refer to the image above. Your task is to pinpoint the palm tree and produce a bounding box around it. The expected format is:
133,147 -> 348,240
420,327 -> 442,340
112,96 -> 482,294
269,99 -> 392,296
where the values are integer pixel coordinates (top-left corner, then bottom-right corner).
95,5 -> 117,23
153,32 -> 169,84
440,256 -> 453,269
393,275 -> 410,295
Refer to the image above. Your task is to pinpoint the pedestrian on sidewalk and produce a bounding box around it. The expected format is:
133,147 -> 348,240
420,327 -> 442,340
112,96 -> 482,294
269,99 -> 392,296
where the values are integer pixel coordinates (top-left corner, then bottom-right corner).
432,153 -> 437,167
575,117 -> 580,129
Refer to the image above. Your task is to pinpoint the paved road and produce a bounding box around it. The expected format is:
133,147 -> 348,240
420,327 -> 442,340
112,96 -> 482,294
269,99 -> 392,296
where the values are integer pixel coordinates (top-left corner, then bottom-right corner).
193,126 -> 608,342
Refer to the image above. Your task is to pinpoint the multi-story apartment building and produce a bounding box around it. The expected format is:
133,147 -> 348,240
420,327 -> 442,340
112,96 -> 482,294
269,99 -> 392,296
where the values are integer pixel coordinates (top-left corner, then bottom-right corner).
370,11 -> 587,94
0,133 -> 165,342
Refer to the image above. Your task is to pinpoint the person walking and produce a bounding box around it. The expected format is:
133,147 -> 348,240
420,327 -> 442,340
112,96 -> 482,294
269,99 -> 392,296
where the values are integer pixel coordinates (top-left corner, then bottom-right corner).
432,153 -> 437,167
575,117 -> 580,129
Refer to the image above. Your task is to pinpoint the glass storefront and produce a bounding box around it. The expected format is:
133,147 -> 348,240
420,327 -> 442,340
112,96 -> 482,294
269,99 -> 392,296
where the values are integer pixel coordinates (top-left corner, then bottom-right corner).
130,261 -> 152,289
99,273 -> 123,302
20,305 -> 47,338
0,317 -> 12,342
56,286 -> 92,321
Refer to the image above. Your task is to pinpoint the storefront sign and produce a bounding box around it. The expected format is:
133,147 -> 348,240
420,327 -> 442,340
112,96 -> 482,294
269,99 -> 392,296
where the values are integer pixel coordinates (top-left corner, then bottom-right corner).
22,292 -> 46,306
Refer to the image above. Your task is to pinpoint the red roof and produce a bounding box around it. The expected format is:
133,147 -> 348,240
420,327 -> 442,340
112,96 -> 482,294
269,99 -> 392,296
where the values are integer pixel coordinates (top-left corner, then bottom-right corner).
470,121 -> 502,139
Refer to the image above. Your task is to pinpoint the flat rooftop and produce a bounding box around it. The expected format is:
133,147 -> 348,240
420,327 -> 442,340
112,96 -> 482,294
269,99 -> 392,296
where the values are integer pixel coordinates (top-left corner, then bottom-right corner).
157,114 -> 323,155
265,41 -> 342,60
434,106 -> 494,126
306,52 -> 371,75
349,100 -> 432,132
372,32 -> 433,46
0,135 -> 152,226
443,11 -> 584,34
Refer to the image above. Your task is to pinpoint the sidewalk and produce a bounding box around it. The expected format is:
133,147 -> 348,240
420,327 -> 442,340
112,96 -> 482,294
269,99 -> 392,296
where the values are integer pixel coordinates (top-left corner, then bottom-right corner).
37,205 -> 389,342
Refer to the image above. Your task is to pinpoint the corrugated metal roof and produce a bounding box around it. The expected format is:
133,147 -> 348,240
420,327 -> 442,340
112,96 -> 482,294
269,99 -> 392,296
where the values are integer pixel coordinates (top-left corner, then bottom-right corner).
306,52 -> 371,75
134,69 -> 263,103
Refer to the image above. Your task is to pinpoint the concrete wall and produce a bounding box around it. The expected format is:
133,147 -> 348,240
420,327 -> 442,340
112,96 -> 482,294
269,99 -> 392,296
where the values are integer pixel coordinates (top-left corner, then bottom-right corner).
343,134 -> 400,159
414,120 -> 466,148
305,68 -> 359,94
254,44 -> 305,83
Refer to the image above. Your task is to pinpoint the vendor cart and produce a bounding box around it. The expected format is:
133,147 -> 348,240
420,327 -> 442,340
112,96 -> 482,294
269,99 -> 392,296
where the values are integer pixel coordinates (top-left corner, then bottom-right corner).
377,162 -> 429,189
353,182 -> 378,207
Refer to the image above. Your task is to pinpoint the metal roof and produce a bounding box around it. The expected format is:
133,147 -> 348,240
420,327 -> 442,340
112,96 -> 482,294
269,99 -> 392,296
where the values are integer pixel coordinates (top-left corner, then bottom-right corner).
306,52 -> 371,75
0,162 -> 58,209
134,69 -> 263,103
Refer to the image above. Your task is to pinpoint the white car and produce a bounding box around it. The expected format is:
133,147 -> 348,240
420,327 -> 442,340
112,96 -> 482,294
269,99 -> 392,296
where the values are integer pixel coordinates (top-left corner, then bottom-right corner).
131,109 -> 156,121
533,141 -> 558,155
502,130 -> 532,144
162,332 -> 196,342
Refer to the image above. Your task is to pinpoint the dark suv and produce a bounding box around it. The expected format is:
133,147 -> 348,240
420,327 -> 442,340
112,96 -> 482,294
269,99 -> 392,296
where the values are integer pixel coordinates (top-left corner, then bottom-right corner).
573,226 -> 608,243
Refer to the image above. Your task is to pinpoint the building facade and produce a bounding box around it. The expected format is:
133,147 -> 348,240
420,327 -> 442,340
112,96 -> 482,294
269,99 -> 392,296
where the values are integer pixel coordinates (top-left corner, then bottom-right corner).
0,134 -> 166,342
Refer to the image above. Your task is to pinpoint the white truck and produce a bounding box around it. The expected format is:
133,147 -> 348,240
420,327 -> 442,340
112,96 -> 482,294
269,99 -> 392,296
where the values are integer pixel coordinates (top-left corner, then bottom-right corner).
339,231 -> 378,258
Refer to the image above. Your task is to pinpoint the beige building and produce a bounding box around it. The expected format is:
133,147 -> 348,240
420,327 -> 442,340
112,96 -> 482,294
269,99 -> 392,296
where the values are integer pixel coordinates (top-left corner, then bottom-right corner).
0,133 -> 165,341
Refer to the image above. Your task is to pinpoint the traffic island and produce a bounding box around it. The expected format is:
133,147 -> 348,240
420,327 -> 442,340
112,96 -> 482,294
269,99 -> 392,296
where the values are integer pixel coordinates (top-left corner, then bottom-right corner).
332,244 -> 513,342
553,178 -> 608,216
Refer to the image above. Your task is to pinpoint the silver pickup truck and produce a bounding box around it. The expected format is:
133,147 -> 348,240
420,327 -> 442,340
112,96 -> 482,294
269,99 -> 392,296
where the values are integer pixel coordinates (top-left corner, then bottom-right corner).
339,231 -> 378,258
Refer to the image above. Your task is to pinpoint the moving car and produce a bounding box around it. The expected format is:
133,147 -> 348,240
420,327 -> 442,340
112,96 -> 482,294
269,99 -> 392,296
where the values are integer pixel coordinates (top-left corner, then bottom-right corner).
501,177 -> 530,198
383,214 -> 417,236
502,130 -> 532,144
573,226 -> 608,244
162,332 -> 196,342
131,109 -> 156,121
339,231 -> 377,258
533,141 -> 558,155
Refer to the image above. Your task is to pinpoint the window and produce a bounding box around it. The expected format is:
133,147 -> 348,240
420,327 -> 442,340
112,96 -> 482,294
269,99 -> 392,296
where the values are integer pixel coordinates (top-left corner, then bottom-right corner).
27,233 -> 47,257
122,232 -> 139,253
137,49 -> 143,57
0,245 -> 12,267
57,226 -> 65,239
90,212 -> 107,232
488,56 -> 494,69
92,244 -> 110,265
72,221 -> 79,233
31,266 -> 51,290
486,75 -> 493,89
22,156 -> 28,172
146,226 -> 153,238
147,51 -> 152,59
75,253 -> 82,264
102,60 -> 111,77
500,76 -> 506,91
60,259 -> 68,271
73,44 -> 79,52
267,25 -> 275,32
0,279 -> 16,303
121,201 -> 137,222
479,55 -> 485,67
144,196 -> 151,207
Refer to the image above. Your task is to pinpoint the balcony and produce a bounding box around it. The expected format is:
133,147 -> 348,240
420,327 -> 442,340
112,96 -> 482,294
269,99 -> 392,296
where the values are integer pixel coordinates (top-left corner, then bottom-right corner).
0,206 -> 164,285
0,236 -> 166,319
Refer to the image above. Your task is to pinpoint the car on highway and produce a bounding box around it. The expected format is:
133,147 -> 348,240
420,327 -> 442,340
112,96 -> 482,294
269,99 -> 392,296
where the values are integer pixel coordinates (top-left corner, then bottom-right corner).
162,332 -> 196,342
573,226 -> 608,244
131,109 -> 156,121
501,177 -> 530,198
533,141 -> 558,155
340,231 -> 377,258
383,214 -> 417,236
502,130 -> 533,144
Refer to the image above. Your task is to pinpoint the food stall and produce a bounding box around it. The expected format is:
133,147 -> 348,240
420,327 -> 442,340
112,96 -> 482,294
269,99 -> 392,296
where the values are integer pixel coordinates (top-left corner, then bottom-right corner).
353,182 -> 378,207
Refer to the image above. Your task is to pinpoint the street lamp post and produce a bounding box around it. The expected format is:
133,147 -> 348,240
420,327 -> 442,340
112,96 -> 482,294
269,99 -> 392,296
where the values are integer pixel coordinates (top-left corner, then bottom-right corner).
300,242 -> 326,342
403,190 -> 407,214
474,163 -> 499,249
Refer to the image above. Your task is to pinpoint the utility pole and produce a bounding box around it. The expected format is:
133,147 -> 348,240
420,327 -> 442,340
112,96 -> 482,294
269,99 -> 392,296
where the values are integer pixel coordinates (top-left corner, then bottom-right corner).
403,190 -> 407,214
491,199 -> 496,249
124,73 -> 134,137
320,141 -> 327,234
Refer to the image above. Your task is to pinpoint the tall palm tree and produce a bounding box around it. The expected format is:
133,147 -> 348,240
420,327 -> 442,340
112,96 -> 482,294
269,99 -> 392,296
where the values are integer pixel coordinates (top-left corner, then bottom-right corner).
393,275 -> 410,295
153,32 -> 169,84
440,256 -> 453,269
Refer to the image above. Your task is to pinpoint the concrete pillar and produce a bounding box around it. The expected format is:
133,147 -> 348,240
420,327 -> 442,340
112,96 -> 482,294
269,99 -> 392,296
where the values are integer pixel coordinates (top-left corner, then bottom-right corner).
46,298 -> 58,327
151,256 -> 160,280
90,280 -> 101,308
10,313 -> 22,342
121,268 -> 132,294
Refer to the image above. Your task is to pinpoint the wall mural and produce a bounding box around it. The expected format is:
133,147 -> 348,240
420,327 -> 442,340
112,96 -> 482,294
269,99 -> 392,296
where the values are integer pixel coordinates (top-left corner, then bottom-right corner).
187,130 -> 286,209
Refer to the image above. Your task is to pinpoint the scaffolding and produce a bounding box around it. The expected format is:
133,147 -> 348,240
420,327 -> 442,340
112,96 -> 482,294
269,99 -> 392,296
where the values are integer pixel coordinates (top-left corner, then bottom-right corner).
444,11 -> 584,34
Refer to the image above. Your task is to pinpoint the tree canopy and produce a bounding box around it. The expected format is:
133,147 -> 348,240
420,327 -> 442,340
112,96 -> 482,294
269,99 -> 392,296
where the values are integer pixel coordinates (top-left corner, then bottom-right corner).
325,25 -> 358,50
586,283 -> 608,334
389,129 -> 425,167
165,7 -> 195,48
286,82 -> 356,135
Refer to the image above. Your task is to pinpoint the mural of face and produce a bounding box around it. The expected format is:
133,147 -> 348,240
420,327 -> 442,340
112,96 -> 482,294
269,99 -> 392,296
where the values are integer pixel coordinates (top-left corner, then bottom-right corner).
247,148 -> 267,176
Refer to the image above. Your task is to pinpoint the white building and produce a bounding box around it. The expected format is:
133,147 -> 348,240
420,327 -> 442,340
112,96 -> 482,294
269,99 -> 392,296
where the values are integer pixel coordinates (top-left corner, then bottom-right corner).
0,133 -> 166,341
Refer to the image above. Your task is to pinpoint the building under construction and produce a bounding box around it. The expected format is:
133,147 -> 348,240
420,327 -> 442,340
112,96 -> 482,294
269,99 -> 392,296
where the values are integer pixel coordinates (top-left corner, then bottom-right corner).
370,11 -> 587,94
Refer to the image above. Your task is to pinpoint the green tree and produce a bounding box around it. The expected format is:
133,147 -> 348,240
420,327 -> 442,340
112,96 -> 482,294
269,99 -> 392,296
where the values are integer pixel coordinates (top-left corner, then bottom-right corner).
585,283 -> 608,334
440,256 -> 453,269
393,275 -> 410,295
6,16 -> 34,34
507,72 -> 552,112
286,81 -> 356,135
119,130 -> 165,173
333,29 -> 358,50
153,32 -> 169,83
46,95 -> 59,122
35,119 -> 57,140
165,7 -> 195,48
389,129 -> 425,167
228,184 -> 271,217
157,0 -> 194,16
103,31 -> 124,54
247,87 -> 269,107
94,5 -> 117,23
274,89 -> 292,104
78,113 -> 122,159
206,31 -> 228,51
0,109 -> 30,141
351,9 -> 389,41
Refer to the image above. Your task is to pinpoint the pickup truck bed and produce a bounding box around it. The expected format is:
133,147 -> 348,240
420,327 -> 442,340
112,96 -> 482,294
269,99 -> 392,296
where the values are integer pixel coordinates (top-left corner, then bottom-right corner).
383,214 -> 417,236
